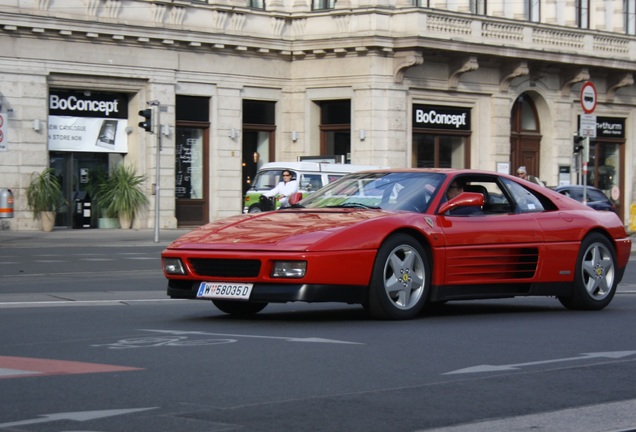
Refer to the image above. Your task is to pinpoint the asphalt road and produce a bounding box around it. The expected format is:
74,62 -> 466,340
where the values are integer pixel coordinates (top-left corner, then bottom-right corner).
1,229 -> 635,431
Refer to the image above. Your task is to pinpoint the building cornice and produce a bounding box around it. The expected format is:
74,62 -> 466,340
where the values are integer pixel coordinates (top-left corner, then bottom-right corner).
2,3 -> 636,74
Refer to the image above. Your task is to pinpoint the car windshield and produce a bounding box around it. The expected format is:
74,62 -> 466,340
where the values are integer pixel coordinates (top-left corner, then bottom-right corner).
298,172 -> 445,212
251,170 -> 292,191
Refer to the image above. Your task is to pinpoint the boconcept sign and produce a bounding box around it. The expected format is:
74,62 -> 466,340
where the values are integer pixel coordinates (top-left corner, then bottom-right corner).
48,89 -> 129,153
413,105 -> 471,131
49,90 -> 128,119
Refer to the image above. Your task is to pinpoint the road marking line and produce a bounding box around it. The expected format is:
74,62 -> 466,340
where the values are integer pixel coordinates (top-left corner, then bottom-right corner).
0,408 -> 157,428
444,350 -> 636,375
143,329 -> 365,345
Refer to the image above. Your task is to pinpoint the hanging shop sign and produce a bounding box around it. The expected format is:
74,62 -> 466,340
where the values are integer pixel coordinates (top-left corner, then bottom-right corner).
412,104 -> 471,131
48,90 -> 129,153
577,116 -> 625,139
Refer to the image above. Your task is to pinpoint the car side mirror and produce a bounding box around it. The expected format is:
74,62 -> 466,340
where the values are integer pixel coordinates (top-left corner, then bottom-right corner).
438,192 -> 484,214
288,192 -> 303,206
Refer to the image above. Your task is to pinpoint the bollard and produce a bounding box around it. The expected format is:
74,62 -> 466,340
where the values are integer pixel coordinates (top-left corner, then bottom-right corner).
0,188 -> 14,218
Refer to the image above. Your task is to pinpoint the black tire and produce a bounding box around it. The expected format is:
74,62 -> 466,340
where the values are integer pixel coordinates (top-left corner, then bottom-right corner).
212,300 -> 268,316
558,233 -> 618,311
248,205 -> 263,213
366,233 -> 430,320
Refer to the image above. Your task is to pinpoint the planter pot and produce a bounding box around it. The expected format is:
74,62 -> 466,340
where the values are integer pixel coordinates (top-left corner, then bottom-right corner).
119,214 -> 132,230
98,218 -> 119,229
41,211 -> 56,232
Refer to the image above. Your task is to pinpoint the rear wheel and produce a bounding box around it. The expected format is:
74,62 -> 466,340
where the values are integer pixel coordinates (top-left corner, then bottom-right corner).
212,300 -> 268,316
366,233 -> 430,320
558,233 -> 617,310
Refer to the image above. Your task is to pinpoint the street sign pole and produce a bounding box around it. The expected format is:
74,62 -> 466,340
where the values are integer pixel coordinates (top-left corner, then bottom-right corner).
579,82 -> 597,206
582,137 -> 589,204
147,100 -> 161,243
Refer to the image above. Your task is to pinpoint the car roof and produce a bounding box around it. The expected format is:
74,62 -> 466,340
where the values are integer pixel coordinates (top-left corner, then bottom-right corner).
259,161 -> 388,173
348,168 -> 523,180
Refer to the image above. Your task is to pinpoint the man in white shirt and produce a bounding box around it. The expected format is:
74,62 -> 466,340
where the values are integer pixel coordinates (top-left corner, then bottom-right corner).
263,170 -> 299,207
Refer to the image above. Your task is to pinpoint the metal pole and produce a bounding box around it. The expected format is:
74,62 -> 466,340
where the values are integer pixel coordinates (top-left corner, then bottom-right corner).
148,101 -> 161,243
582,137 -> 589,205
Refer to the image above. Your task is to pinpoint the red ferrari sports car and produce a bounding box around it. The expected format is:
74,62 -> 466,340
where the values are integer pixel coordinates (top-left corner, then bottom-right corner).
162,169 -> 631,320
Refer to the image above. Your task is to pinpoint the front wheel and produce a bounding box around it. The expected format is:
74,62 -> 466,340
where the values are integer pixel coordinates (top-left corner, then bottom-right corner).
558,233 -> 618,310
365,233 -> 430,320
212,300 -> 268,316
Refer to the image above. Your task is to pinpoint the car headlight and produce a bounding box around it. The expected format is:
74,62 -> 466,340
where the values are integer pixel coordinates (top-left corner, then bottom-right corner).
271,261 -> 306,278
163,258 -> 186,275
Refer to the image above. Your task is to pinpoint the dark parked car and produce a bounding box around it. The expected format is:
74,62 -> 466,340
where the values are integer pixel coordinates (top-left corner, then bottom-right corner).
554,185 -> 617,213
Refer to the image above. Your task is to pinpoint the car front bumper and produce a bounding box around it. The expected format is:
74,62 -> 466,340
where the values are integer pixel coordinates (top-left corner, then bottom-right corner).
167,279 -> 367,304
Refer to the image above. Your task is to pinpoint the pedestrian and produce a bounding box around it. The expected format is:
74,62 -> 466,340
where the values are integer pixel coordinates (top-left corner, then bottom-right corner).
516,166 -> 545,186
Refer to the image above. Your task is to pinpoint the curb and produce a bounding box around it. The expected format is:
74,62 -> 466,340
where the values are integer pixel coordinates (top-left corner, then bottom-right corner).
0,228 -> 192,248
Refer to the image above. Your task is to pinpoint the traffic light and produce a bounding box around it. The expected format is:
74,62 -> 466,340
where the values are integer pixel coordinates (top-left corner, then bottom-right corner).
573,135 -> 584,153
138,108 -> 153,133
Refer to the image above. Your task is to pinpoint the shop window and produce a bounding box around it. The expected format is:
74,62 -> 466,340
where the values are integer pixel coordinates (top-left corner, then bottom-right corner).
243,100 -> 276,196
175,95 -> 210,227
319,100 -> 351,163
411,104 -> 471,169
175,128 -> 204,200
586,142 -> 620,191
412,134 -> 467,168
176,96 -> 209,122
244,100 -> 275,125
50,152 -> 122,228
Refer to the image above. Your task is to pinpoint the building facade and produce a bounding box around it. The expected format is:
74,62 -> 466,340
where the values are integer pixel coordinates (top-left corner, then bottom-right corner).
0,0 -> 635,230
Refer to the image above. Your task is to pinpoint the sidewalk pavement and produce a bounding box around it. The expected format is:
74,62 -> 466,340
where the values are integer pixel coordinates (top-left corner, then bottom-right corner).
0,227 -> 193,248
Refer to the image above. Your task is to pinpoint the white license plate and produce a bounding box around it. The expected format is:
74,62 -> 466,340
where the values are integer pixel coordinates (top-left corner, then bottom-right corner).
197,282 -> 253,300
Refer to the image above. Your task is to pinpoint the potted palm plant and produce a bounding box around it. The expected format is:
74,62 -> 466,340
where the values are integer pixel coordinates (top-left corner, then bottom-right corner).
26,168 -> 63,232
95,164 -> 149,229
85,169 -> 117,228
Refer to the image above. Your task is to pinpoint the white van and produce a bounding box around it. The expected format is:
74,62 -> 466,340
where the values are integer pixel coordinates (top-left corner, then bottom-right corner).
243,161 -> 385,213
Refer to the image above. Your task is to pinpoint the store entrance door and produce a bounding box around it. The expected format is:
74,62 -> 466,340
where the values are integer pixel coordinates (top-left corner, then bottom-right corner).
50,152 -> 112,228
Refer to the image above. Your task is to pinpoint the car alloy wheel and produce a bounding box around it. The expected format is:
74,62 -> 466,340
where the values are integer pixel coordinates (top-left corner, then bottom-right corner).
367,233 -> 430,320
559,233 -> 617,310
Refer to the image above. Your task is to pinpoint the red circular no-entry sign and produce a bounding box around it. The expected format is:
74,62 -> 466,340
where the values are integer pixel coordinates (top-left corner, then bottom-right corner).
580,81 -> 597,114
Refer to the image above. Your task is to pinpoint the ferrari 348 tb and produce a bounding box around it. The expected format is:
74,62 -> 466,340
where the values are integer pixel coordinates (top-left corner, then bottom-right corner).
162,169 -> 631,320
